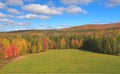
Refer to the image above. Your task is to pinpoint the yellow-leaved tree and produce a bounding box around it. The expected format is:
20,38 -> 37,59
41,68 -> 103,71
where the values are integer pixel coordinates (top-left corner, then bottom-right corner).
19,39 -> 28,55
37,38 -> 43,52
60,37 -> 66,49
0,38 -> 10,59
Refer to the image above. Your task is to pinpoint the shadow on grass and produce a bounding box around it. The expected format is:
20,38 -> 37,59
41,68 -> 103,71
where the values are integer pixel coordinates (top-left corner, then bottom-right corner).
78,49 -> 119,56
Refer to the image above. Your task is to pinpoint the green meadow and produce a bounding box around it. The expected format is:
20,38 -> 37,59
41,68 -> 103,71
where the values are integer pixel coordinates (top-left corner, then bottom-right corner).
0,49 -> 119,74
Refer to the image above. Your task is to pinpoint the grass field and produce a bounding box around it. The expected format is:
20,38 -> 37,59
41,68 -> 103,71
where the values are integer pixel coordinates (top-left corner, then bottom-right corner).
0,49 -> 120,74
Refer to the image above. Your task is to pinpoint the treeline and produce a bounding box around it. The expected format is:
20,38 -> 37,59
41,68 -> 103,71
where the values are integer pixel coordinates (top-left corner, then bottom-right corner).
0,30 -> 120,59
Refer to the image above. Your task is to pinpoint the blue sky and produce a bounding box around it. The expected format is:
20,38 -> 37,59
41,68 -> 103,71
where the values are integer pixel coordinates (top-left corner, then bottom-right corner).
0,0 -> 120,31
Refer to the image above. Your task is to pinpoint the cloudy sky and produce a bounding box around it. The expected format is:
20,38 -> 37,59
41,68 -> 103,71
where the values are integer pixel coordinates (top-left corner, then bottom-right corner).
0,0 -> 120,31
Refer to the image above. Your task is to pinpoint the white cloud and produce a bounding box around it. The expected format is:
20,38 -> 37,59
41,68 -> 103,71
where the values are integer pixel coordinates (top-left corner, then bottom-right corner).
17,14 -> 50,20
61,0 -> 95,5
58,24 -> 70,28
56,7 -> 64,12
39,23 -> 45,26
0,12 -> 15,18
107,0 -> 120,6
22,4 -> 87,15
7,15 -> 14,18
0,2 -> 6,9
0,18 -> 31,26
14,27 -> 27,31
23,0 -> 34,2
39,15 -> 50,20
0,18 -> 14,23
6,0 -> 23,6
22,4 -> 63,15
0,24 -> 7,28
7,8 -> 22,14
0,12 -> 6,18
65,5 -> 87,14
17,22 -> 31,26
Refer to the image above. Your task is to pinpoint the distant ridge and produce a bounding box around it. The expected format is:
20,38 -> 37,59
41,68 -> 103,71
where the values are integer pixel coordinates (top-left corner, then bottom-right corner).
1,23 -> 120,33
62,23 -> 120,30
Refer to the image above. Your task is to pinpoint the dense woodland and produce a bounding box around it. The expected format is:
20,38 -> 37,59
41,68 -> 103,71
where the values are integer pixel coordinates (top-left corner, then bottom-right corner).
0,29 -> 120,59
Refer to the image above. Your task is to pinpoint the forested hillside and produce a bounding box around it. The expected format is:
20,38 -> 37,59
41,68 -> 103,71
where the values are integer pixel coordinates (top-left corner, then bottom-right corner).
0,23 -> 120,60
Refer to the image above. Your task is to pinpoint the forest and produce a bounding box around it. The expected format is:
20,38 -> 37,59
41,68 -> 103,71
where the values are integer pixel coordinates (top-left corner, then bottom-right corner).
0,29 -> 120,60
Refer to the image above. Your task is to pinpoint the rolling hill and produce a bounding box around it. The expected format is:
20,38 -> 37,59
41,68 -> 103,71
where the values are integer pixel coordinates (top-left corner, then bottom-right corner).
62,23 -> 120,30
1,23 -> 120,33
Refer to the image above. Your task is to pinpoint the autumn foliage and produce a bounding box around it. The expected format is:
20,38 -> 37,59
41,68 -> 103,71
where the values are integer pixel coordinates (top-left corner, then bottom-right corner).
0,29 -> 120,59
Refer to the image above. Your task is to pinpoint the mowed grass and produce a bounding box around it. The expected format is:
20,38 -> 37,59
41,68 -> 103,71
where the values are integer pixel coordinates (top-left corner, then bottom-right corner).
0,49 -> 120,74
